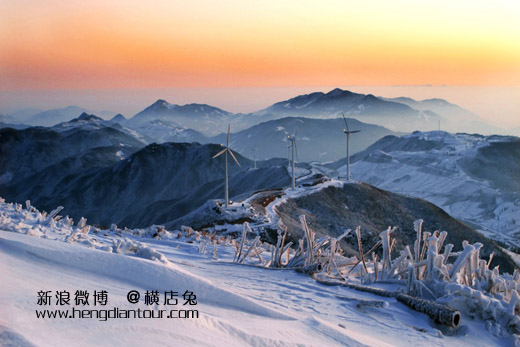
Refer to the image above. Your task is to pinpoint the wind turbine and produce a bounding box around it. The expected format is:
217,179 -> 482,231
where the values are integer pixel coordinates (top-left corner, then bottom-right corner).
287,144 -> 291,169
250,147 -> 258,169
213,124 -> 240,208
287,132 -> 298,188
342,113 -> 360,181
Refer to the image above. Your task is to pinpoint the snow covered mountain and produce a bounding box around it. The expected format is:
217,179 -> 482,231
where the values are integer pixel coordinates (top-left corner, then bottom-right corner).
210,116 -> 397,162
52,112 -> 113,130
127,119 -> 208,144
254,88 -> 443,132
0,140 -> 291,228
5,120 -> 516,255
122,110 -> 396,162
0,121 -> 145,186
50,112 -> 150,143
325,131 -> 520,248
128,100 -> 239,136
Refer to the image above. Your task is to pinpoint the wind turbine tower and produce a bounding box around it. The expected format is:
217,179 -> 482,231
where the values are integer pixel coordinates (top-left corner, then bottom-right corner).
287,144 -> 291,169
342,114 -> 360,181
212,124 -> 240,208
287,134 -> 298,188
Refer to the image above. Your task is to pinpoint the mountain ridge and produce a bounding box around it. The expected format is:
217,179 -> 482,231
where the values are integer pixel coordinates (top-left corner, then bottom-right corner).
324,130 -> 520,247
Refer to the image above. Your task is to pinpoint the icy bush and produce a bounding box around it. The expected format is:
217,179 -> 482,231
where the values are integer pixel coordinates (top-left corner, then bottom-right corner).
283,217 -> 520,338
0,200 -> 169,265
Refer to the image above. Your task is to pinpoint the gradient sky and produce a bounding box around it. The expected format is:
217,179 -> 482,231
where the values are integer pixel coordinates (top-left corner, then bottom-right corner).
1,1 -> 519,124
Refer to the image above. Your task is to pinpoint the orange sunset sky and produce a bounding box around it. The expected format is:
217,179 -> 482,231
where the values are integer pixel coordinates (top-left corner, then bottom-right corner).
0,0 -> 519,124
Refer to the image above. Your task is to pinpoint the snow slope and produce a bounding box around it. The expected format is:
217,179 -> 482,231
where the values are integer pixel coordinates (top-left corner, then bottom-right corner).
329,131 -> 520,248
1,199 -> 517,346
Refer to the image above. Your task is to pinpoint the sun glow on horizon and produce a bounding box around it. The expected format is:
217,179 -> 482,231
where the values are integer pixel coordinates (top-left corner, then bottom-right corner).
1,0 -> 519,91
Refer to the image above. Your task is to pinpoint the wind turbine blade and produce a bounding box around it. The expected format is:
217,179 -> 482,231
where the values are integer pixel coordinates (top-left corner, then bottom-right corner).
342,113 -> 349,130
227,124 -> 231,147
350,130 -> 361,134
228,149 -> 241,167
212,148 -> 227,158
294,142 -> 299,162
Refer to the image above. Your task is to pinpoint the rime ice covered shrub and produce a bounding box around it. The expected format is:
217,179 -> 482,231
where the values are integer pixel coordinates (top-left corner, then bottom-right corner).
0,200 -> 169,265
282,217 -> 520,338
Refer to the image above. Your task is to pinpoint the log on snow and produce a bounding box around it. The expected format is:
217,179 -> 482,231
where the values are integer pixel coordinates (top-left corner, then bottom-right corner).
313,279 -> 461,328
395,292 -> 461,328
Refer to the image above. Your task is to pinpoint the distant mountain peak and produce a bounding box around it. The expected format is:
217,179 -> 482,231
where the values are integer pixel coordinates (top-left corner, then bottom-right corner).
75,112 -> 103,122
140,100 -> 234,115
153,99 -> 169,106
110,113 -> 127,123
325,88 -> 356,97
51,112 -> 106,129
327,88 -> 344,96
145,99 -> 171,111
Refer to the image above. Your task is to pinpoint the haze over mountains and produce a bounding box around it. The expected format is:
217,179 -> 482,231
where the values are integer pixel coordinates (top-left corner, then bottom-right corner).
255,89 -> 441,131
3,88 -> 511,136
380,96 -> 504,134
118,88 -> 496,135
6,106 -> 118,127
93,113 -> 399,162
209,117 -> 396,162
0,113 -> 28,130
11,87 -> 499,162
